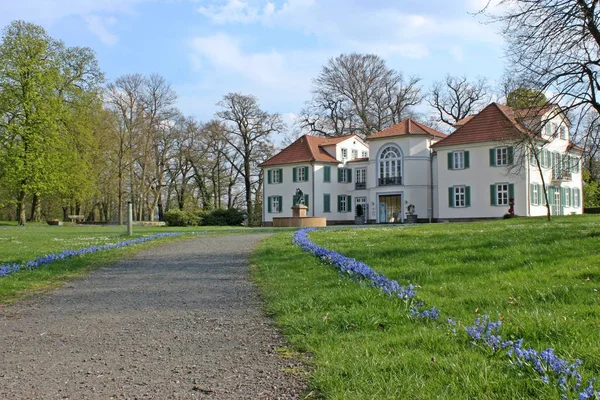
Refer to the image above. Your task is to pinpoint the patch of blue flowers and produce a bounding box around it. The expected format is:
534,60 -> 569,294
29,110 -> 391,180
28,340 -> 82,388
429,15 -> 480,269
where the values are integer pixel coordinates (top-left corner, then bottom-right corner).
0,232 -> 182,278
293,228 -> 599,399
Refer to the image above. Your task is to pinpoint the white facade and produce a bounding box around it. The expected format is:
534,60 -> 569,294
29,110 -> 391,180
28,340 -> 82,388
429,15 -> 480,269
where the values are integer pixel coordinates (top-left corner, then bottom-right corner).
261,108 -> 584,225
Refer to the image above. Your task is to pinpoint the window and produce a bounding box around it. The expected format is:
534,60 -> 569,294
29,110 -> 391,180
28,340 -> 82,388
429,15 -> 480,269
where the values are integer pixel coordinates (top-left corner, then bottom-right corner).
338,168 -> 352,183
361,150 -> 368,158
574,189 -> 580,208
545,122 -> 552,136
338,195 -> 352,212
564,187 -> 570,207
531,184 -> 539,205
449,186 -> 470,208
378,145 -> 402,186
351,149 -> 358,160
268,196 -> 282,213
293,166 -> 309,182
559,126 -> 566,140
448,151 -> 469,170
491,183 -> 513,206
323,166 -> 331,182
490,147 -> 513,166
341,148 -> 348,160
323,193 -> 331,213
355,168 -> 366,189
268,168 -> 283,184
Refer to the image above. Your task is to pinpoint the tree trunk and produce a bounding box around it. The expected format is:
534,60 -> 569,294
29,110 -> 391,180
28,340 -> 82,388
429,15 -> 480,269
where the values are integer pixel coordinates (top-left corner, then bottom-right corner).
30,193 -> 41,222
17,190 -> 27,226
62,206 -> 69,222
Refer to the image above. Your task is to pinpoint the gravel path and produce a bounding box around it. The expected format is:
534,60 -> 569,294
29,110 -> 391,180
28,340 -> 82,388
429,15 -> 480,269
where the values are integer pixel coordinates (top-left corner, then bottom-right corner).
0,234 -> 306,399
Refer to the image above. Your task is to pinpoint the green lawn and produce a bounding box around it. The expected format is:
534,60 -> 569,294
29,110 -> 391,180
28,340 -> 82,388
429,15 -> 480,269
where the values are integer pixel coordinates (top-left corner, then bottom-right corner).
251,216 -> 600,399
0,223 -> 283,303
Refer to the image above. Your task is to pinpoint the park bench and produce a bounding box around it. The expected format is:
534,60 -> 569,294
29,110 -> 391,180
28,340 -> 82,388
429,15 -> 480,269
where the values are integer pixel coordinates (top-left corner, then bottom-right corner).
67,215 -> 85,224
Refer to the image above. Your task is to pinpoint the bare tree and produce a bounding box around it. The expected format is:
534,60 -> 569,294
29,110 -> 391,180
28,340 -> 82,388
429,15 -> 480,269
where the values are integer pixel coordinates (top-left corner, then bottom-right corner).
216,93 -> 283,221
301,53 -> 422,137
428,75 -> 490,127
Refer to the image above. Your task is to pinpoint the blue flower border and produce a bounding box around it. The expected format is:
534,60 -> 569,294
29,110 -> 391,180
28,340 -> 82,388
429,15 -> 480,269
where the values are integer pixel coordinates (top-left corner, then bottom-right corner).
293,228 -> 599,399
0,232 -> 182,277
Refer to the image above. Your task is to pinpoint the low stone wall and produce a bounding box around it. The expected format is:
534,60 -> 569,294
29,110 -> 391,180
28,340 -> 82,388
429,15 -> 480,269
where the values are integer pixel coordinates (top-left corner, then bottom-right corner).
272,217 -> 327,228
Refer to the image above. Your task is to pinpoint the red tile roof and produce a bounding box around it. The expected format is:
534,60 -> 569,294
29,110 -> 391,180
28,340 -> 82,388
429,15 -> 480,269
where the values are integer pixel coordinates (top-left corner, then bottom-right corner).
367,119 -> 446,140
432,103 -> 540,148
453,115 -> 475,127
567,142 -> 584,152
346,157 -> 369,163
260,134 -> 358,167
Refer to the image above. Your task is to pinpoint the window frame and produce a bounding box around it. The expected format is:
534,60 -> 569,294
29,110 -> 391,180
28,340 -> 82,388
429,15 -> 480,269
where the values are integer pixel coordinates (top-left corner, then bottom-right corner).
453,151 -> 465,169
453,186 -> 466,208
361,150 -> 368,158
496,147 -> 508,166
356,168 -> 366,183
272,169 -> 281,184
532,184 -> 539,206
496,183 -> 509,206
297,167 -> 307,182
270,196 -> 281,213
341,148 -> 348,160
351,149 -> 358,160
340,195 -> 348,212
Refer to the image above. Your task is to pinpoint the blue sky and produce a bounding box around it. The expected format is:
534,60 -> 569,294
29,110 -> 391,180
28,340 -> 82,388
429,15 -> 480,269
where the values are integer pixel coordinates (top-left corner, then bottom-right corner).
0,0 -> 506,132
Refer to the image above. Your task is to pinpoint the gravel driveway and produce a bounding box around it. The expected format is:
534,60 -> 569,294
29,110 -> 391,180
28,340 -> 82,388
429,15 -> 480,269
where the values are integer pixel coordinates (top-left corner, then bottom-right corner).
0,234 -> 306,399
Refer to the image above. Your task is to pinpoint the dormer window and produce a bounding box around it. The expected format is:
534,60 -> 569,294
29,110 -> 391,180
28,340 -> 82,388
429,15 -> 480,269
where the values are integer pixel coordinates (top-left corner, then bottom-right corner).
341,148 -> 348,160
559,126 -> 567,140
351,149 -> 358,160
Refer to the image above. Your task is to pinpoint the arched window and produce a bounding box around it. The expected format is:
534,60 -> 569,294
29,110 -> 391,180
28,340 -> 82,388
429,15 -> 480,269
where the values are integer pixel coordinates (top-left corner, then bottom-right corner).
378,145 -> 402,186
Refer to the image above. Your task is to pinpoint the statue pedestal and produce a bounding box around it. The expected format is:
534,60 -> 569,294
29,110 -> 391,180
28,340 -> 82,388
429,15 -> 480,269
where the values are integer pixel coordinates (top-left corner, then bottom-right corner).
291,205 -> 308,218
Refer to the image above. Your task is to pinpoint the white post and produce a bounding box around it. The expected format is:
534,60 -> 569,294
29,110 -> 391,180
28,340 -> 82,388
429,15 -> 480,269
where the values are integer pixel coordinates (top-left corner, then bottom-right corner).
127,201 -> 133,236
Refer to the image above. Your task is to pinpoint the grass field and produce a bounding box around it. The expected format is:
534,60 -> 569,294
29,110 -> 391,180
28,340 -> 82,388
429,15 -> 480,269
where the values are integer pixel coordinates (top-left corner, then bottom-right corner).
252,216 -> 600,399
0,223 -> 283,303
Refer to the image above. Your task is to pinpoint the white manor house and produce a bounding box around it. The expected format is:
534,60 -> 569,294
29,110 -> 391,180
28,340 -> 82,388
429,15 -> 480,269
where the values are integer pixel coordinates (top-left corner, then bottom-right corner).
260,103 -> 584,226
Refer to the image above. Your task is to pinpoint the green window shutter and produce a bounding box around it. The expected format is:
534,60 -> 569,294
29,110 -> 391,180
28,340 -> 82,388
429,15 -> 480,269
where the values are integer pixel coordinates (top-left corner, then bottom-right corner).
337,195 -> 342,212
490,185 -> 497,206
338,168 -> 343,182
268,197 -> 272,213
509,184 -> 515,199
304,194 -> 309,210
278,196 -> 283,212
347,195 -> 352,213
279,169 -> 283,183
466,186 -> 471,207
538,184 -> 543,205
489,149 -> 496,166
324,166 -> 330,182
465,151 -> 470,169
448,187 -> 454,208
530,184 -> 535,205
508,146 -> 514,164
541,150 -> 545,167
561,187 -> 566,206
323,194 -> 330,212
347,169 -> 352,183
293,167 -> 297,182
448,153 -> 453,170
304,166 -> 309,181
267,170 -> 272,184
577,188 -> 581,207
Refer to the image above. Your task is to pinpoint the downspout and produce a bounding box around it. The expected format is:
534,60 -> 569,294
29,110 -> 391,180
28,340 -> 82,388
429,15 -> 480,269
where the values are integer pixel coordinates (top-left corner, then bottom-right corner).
526,149 -> 531,217
429,139 -> 434,223
262,168 -> 266,226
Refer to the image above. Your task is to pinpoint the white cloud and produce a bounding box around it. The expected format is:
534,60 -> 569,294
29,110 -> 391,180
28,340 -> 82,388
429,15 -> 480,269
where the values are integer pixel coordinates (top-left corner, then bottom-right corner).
450,46 -> 465,62
84,15 -> 118,45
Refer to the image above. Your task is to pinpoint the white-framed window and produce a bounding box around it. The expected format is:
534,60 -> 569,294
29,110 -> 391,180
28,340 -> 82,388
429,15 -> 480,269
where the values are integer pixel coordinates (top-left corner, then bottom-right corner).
268,195 -> 282,213
559,126 -> 567,140
496,147 -> 508,166
356,168 -> 366,183
361,150 -> 368,158
574,189 -> 580,208
497,183 -> 509,206
454,186 -> 466,207
272,169 -> 281,184
545,122 -> 552,136
338,195 -> 352,212
298,167 -> 307,182
340,168 -> 348,183
341,148 -> 348,159
378,145 -> 402,186
454,151 -> 465,169
565,188 -> 570,207
351,149 -> 358,160
532,184 -> 539,205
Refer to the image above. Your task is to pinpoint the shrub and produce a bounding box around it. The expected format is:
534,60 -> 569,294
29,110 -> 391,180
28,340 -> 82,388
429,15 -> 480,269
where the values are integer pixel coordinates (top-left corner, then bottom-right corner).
201,208 -> 245,226
164,209 -> 200,227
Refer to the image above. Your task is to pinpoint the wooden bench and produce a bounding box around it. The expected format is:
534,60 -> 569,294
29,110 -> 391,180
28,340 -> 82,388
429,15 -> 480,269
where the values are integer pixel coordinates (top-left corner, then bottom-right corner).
67,215 -> 86,223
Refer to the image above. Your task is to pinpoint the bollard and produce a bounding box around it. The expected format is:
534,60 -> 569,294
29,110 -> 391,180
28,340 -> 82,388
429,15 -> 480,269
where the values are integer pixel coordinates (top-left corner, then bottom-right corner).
127,201 -> 133,236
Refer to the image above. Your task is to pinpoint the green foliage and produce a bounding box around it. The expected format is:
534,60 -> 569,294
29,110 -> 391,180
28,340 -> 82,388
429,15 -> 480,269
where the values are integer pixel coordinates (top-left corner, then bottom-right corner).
506,88 -> 547,109
163,209 -> 200,227
583,169 -> 600,208
201,208 -> 245,226
252,216 -> 600,399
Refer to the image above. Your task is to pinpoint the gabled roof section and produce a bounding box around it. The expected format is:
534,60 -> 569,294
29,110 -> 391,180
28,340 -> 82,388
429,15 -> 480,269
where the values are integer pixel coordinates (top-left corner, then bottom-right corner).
453,115 -> 475,127
260,134 -> 355,167
367,119 -> 446,140
432,103 -> 539,148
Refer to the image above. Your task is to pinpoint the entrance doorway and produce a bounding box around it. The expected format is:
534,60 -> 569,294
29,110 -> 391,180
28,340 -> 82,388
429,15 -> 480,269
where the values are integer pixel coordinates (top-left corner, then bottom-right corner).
378,195 -> 402,223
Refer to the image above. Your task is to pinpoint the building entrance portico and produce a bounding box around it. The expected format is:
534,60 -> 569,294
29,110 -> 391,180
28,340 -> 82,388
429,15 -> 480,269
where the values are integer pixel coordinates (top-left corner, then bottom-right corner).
378,194 -> 402,223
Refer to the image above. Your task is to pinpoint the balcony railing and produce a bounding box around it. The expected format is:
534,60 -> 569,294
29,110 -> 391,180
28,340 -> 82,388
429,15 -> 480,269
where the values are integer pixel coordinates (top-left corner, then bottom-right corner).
355,181 -> 366,190
378,176 -> 402,186
552,170 -> 572,182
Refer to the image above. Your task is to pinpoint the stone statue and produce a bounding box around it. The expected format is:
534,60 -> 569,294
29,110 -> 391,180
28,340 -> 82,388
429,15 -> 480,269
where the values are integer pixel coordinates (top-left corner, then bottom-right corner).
293,188 -> 305,206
